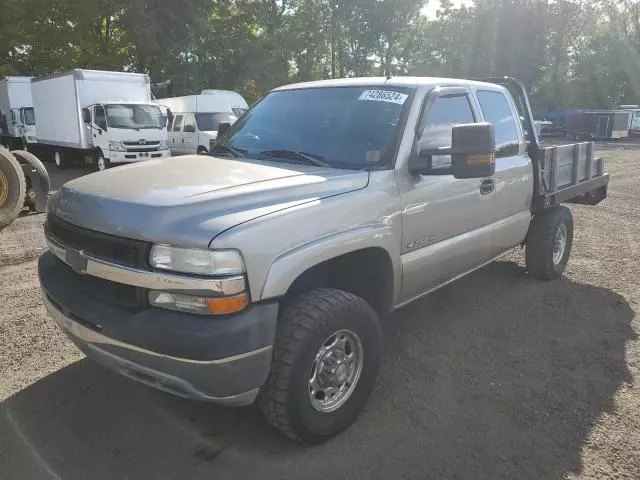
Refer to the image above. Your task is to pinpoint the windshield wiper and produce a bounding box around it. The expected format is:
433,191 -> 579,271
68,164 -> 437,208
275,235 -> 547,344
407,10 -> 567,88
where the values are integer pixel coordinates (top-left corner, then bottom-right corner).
210,142 -> 244,158
260,150 -> 331,168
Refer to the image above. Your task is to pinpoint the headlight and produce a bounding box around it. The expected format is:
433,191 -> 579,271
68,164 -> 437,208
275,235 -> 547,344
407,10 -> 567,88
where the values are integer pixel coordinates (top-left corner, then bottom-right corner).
158,140 -> 168,150
149,291 -> 249,315
109,141 -> 126,152
149,245 -> 245,276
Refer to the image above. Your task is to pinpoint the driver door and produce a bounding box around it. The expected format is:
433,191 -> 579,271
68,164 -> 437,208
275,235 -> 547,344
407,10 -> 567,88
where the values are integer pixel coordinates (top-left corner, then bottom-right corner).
397,88 -> 495,304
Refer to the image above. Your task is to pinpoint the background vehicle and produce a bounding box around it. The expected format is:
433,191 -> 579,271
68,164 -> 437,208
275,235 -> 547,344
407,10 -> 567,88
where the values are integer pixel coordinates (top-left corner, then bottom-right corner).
0,76 -> 37,150
618,105 -> 640,137
31,69 -> 170,170
566,110 -> 631,140
39,76 -> 608,444
157,91 -> 248,155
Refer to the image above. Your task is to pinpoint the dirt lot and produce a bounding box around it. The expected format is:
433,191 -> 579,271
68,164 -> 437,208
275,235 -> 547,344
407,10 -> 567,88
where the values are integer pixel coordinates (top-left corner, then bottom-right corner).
1,153 -> 639,479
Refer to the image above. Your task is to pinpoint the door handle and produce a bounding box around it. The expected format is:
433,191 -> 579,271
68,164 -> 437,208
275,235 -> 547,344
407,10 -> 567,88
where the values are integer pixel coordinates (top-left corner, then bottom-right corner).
480,178 -> 495,195
182,138 -> 184,143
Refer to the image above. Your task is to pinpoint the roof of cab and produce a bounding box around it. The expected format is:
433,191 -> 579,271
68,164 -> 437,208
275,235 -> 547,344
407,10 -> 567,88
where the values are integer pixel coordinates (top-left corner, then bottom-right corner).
272,76 -> 503,91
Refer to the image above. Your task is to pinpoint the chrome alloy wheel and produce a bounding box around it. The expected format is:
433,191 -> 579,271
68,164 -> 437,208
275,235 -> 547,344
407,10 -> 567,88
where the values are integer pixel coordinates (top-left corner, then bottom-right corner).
553,223 -> 567,265
309,329 -> 364,413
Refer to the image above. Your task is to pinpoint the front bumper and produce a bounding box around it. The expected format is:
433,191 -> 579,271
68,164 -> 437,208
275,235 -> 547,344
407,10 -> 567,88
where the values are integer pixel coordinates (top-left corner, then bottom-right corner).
109,149 -> 171,163
38,251 -> 278,406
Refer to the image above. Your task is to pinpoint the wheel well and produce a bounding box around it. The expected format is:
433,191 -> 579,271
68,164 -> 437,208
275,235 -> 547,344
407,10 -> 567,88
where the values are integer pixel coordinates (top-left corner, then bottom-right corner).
285,248 -> 394,317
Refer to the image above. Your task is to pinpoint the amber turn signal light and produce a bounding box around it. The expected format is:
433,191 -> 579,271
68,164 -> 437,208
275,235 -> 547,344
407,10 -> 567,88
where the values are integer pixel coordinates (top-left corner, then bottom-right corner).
206,294 -> 249,315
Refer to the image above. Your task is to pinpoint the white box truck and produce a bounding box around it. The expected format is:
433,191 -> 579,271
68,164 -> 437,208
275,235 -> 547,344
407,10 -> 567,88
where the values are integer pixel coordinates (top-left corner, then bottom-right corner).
0,76 -> 37,150
157,90 -> 248,155
31,69 -> 170,170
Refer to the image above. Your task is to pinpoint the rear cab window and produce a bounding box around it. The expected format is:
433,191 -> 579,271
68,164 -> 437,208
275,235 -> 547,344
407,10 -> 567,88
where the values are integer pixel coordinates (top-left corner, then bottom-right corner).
419,94 -> 476,171
475,90 -> 521,157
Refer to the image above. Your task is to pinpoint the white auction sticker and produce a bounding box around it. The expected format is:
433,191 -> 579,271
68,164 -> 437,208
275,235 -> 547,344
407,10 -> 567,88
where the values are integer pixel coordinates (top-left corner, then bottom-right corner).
358,90 -> 408,105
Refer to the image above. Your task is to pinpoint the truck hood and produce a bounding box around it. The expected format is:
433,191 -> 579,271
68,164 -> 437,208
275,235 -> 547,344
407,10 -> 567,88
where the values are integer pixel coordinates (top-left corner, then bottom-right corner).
50,156 -> 369,247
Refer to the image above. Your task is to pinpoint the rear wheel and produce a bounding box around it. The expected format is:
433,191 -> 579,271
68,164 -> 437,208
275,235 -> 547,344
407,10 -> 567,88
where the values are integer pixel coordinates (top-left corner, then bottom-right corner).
0,148 -> 26,229
54,150 -> 65,169
197,146 -> 208,155
526,205 -> 574,280
259,288 -> 382,444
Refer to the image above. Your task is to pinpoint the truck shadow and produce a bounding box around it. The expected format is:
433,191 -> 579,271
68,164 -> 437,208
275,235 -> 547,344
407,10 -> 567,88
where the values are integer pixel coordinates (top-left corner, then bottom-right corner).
0,260 -> 635,480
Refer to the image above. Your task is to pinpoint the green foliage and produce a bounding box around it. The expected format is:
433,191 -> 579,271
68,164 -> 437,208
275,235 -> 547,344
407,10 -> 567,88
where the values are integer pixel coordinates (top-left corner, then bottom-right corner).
0,0 -> 638,110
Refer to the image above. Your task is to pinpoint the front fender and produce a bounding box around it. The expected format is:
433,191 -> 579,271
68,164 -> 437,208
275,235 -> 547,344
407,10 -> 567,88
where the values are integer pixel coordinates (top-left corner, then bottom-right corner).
260,223 -> 402,302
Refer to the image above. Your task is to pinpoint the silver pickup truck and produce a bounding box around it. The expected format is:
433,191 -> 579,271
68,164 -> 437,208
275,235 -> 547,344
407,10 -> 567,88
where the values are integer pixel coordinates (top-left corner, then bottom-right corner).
39,76 -> 609,443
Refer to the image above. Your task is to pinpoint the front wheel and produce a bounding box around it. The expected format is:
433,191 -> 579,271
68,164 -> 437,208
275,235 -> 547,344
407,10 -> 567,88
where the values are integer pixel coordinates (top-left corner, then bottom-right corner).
525,205 -> 574,280
259,289 -> 382,444
96,150 -> 110,171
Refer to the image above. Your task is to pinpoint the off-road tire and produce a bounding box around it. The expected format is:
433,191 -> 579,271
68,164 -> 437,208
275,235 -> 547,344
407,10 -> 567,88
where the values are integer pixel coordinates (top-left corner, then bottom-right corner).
11,150 -> 50,199
526,205 -> 573,280
259,288 -> 383,444
0,148 -> 26,229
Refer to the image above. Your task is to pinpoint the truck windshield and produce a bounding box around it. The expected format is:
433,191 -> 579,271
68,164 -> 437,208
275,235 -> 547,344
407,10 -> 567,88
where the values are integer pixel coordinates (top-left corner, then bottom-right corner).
23,108 -> 35,125
219,86 -> 414,169
105,104 -> 164,129
195,112 -> 238,132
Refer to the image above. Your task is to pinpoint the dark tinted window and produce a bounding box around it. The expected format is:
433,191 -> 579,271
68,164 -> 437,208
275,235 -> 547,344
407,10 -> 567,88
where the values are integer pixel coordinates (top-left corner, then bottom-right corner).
195,112 -> 237,131
476,90 -> 520,156
172,114 -> 183,132
419,95 -> 475,170
220,86 -> 413,169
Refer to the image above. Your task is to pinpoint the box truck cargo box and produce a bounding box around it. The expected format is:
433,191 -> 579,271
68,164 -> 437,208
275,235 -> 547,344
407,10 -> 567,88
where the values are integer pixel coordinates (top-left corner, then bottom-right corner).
32,69 -> 170,170
0,76 -> 37,149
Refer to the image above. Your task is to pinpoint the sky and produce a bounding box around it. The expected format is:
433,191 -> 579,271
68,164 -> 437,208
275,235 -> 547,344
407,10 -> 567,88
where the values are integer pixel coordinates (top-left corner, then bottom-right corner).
422,0 -> 471,19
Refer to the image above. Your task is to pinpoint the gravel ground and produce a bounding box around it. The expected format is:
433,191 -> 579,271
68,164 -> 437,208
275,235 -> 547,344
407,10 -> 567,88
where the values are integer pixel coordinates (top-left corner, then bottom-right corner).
0,153 -> 638,479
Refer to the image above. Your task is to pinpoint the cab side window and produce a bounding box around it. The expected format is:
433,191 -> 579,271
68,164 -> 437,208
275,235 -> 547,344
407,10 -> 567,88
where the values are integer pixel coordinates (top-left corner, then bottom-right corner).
94,105 -> 106,129
476,90 -> 520,157
183,114 -> 196,133
419,95 -> 475,170
172,114 -> 183,132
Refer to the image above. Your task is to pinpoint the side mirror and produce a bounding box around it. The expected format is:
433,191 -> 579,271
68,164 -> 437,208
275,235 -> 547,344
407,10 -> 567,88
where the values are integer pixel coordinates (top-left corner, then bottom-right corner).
217,122 -> 231,136
82,108 -> 91,124
183,124 -> 195,133
451,122 -> 495,179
